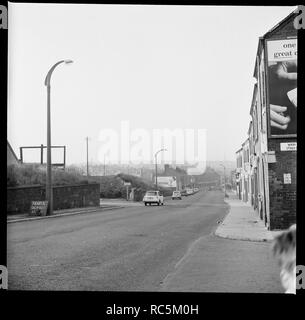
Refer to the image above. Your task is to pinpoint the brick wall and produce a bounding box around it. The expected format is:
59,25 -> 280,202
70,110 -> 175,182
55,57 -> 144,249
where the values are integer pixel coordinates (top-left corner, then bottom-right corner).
268,139 -> 296,230
264,13 -> 297,230
7,183 -> 100,214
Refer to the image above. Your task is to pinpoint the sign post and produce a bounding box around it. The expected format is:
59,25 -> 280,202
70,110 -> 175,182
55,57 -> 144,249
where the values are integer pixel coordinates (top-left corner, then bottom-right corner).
124,182 -> 131,201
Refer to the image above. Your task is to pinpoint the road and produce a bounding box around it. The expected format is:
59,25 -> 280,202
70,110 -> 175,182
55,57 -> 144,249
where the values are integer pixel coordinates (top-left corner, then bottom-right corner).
7,190 -> 229,291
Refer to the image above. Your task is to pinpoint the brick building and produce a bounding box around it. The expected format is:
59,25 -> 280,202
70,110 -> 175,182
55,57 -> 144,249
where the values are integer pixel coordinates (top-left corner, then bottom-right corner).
235,148 -> 243,200
237,10 -> 297,230
235,138 -> 251,204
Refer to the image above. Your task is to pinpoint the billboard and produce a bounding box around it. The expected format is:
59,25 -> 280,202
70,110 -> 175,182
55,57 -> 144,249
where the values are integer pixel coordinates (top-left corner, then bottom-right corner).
266,39 -> 297,136
157,176 -> 177,188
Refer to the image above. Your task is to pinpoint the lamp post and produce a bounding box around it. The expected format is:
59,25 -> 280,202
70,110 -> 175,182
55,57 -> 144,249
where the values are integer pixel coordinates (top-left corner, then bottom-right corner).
44,60 -> 73,215
220,164 -> 226,197
154,148 -> 167,190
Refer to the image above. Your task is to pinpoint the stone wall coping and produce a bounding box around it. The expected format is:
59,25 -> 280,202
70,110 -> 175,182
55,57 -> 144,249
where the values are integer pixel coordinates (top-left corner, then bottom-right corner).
7,183 -> 100,190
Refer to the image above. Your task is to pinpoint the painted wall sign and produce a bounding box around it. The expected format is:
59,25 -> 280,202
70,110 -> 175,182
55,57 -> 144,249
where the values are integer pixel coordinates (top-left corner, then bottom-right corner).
266,38 -> 297,136
283,173 -> 292,184
280,142 -> 297,151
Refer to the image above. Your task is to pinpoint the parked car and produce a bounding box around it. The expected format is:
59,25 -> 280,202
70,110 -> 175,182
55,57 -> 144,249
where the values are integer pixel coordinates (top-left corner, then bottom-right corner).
143,190 -> 164,206
186,188 -> 193,195
181,189 -> 187,196
194,188 -> 199,193
172,190 -> 182,200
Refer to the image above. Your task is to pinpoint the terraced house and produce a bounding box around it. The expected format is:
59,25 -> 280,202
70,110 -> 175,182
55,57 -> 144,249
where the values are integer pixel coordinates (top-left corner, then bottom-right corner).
236,10 -> 297,230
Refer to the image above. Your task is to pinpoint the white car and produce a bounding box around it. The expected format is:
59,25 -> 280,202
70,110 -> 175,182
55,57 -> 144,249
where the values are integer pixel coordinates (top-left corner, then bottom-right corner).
143,190 -> 164,206
172,191 -> 182,200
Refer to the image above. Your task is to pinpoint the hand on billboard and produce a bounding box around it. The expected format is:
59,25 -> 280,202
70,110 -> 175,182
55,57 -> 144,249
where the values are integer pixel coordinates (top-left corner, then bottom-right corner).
273,61 -> 297,81
287,88 -> 297,108
270,104 -> 291,130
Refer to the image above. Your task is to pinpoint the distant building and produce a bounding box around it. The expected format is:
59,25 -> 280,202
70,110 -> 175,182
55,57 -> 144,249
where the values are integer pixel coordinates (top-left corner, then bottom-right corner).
157,164 -> 189,190
241,138 -> 251,204
7,141 -> 20,166
140,168 -> 154,182
189,166 -> 220,190
235,148 -> 243,200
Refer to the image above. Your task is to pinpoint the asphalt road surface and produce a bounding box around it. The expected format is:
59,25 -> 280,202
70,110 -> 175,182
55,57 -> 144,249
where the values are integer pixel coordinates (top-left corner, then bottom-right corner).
8,190 -> 229,291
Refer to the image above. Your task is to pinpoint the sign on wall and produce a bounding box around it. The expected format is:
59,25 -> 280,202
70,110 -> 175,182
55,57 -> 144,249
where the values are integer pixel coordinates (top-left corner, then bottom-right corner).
30,201 -> 48,216
266,38 -> 297,137
280,142 -> 297,151
283,173 -> 292,184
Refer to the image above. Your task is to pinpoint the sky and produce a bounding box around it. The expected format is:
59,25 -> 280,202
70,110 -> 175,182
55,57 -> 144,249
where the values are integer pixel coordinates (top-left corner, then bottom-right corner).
7,3 -> 296,165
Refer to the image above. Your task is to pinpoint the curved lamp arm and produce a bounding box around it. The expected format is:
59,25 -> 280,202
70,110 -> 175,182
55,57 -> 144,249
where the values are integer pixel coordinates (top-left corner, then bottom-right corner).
45,60 -> 73,86
155,148 -> 167,158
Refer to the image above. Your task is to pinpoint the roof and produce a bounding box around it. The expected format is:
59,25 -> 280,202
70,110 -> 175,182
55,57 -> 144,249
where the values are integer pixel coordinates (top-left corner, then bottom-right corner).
253,8 -> 298,78
247,121 -> 253,136
249,83 -> 258,116
263,9 -> 298,39
235,147 -> 243,154
242,137 -> 249,147
253,37 -> 264,79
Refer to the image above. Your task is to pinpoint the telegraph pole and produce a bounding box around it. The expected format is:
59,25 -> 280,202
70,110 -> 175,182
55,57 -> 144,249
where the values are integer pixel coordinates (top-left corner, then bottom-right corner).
86,136 -> 89,177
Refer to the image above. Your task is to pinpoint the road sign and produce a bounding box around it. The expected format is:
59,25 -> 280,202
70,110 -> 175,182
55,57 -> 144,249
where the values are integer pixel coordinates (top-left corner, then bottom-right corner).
283,173 -> 292,184
30,201 -> 48,216
280,142 -> 297,151
124,182 -> 131,186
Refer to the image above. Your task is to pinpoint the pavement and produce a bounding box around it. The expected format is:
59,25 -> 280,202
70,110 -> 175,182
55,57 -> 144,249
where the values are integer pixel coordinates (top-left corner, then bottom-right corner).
161,191 -> 284,293
7,198 -> 139,223
215,191 -> 281,242
160,234 -> 283,293
7,197 -> 173,223
7,204 -> 125,223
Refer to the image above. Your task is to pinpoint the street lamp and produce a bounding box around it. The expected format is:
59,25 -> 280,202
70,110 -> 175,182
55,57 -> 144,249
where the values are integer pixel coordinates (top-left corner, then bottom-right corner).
154,148 -> 167,190
219,164 -> 226,197
44,60 -> 73,215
